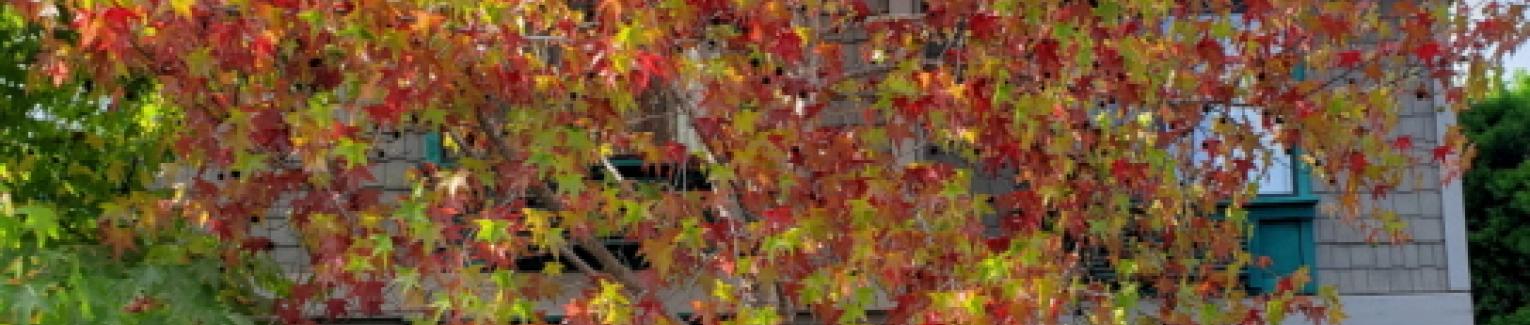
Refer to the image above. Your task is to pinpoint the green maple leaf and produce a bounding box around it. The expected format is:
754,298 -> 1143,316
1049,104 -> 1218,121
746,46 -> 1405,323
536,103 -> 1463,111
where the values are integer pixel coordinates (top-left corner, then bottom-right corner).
334,138 -> 369,168
554,171 -> 585,194
1093,0 -> 1122,23
881,73 -> 918,98
232,151 -> 268,176
4,283 -> 46,324
370,234 -> 393,257
15,204 -> 59,247
421,107 -> 448,127
474,219 -> 501,242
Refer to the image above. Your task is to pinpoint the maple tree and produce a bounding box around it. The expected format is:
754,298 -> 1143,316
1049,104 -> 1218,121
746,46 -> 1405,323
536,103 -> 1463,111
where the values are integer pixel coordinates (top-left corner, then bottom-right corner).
9,0 -> 1530,324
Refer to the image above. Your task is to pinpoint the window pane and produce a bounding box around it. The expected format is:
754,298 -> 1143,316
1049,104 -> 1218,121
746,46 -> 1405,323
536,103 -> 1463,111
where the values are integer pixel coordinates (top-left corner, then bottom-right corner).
1233,108 -> 1294,195
1255,148 -> 1295,194
1191,107 -> 1296,195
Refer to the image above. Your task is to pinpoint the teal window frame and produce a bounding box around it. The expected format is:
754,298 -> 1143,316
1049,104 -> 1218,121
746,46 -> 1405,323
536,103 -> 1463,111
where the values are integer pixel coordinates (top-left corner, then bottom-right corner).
1212,150 -> 1318,295
1243,61 -> 1319,294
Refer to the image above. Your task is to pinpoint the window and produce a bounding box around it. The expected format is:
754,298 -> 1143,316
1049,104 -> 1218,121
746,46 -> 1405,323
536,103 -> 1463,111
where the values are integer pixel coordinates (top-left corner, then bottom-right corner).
1173,2 -> 1318,294
1189,106 -> 1297,195
1189,102 -> 1317,295
1184,108 -> 1316,295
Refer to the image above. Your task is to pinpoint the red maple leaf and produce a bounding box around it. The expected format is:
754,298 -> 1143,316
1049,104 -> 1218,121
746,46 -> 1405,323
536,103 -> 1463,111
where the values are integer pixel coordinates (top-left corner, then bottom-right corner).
354,280 -> 385,301
1277,276 -> 1295,292
1033,39 -> 1061,72
1318,15 -> 1351,38
85,7 -> 140,55
1392,135 -> 1413,151
275,300 -> 306,324
290,283 -> 318,302
1295,99 -> 1319,119
1433,144 -> 1453,162
205,218 -> 231,240
631,52 -> 671,93
1232,158 -> 1256,176
340,166 -> 377,190
252,34 -> 276,60
1196,37 -> 1225,65
364,89 -> 412,125
1242,308 -> 1266,325
763,207 -> 793,229
101,7 -> 139,31
771,29 -> 803,63
1111,158 -> 1146,179
241,236 -> 274,253
637,294 -> 667,319
1414,41 -> 1442,62
1243,0 -> 1274,21
969,14 -> 1000,40
1337,50 -> 1363,68
350,188 -> 382,209
249,110 -> 288,147
1347,151 -> 1368,174
270,0 -> 301,9
318,236 -> 349,258
691,117 -> 722,138
329,121 -> 361,140
848,0 -> 872,18
663,141 -> 688,164
1201,138 -> 1223,158
637,51 -> 672,81
887,293 -> 925,321
985,235 -> 1012,252
325,298 -> 348,319
988,299 -> 1014,322
363,104 -> 406,125
1118,19 -> 1142,35
1447,86 -> 1466,103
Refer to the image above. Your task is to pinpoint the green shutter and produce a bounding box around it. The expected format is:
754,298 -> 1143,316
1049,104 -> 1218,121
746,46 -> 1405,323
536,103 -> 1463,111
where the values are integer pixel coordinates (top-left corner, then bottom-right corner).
1250,219 -> 1316,294
424,131 -> 445,165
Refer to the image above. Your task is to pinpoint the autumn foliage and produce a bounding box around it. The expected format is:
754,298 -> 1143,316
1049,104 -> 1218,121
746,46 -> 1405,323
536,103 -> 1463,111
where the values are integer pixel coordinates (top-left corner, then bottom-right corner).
10,0 -> 1530,324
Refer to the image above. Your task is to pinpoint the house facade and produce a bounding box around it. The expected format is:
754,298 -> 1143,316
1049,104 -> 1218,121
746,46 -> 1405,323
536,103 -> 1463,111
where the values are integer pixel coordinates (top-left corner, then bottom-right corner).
235,1 -> 1474,324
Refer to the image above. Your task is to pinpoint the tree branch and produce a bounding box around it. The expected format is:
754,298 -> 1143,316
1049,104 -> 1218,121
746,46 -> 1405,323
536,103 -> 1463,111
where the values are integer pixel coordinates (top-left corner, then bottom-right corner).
469,109 -> 686,324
